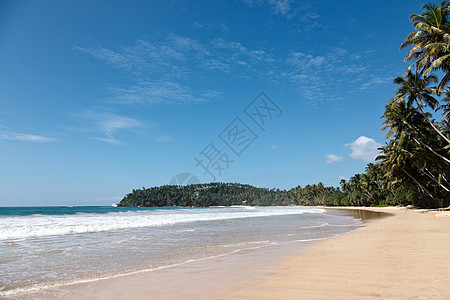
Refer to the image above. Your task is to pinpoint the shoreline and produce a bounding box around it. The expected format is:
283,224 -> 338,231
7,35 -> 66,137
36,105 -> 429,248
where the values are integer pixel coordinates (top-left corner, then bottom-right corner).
10,207 -> 450,299
1,206 -> 336,298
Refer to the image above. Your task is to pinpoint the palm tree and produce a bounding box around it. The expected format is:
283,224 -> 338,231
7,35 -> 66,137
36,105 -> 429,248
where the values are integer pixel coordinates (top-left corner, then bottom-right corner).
378,139 -> 439,206
374,1 -> 450,208
422,42 -> 450,92
383,99 -> 450,163
380,100 -> 450,206
402,1 -> 450,75
382,100 -> 424,143
339,179 -> 348,193
390,71 -> 450,144
439,89 -> 450,124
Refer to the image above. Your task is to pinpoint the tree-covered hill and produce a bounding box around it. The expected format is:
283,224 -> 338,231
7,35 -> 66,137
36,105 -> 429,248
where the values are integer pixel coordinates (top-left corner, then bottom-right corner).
118,182 -> 347,207
119,182 -> 291,207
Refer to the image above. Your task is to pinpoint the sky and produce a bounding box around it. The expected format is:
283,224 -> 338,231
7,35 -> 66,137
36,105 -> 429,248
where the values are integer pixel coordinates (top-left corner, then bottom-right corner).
0,0 -> 428,206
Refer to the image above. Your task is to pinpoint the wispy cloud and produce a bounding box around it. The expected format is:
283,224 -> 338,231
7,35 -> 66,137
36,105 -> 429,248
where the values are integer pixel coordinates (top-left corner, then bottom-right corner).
242,0 -> 293,16
192,21 -> 231,36
345,136 -> 381,162
269,0 -> 292,15
110,80 -> 215,104
155,135 -> 173,142
210,38 -> 275,69
281,47 -> 381,106
78,34 -> 277,105
78,33 -> 388,109
77,40 -> 184,76
325,154 -> 344,164
0,130 -> 55,142
79,34 -> 275,77
79,110 -> 141,144
76,46 -> 130,69
358,75 -> 392,90
241,0 -> 320,31
75,109 -> 174,144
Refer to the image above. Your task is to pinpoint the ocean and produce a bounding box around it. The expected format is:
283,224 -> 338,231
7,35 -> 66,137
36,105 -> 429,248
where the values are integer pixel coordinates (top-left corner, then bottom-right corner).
0,206 -> 365,297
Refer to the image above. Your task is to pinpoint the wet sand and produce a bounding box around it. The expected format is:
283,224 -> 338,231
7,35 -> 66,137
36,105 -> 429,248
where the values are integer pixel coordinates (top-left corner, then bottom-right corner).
235,207 -> 450,299
12,207 -> 450,299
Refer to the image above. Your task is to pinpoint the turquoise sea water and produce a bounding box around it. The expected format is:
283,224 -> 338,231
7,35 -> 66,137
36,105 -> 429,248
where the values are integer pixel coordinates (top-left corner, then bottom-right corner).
0,206 -> 363,296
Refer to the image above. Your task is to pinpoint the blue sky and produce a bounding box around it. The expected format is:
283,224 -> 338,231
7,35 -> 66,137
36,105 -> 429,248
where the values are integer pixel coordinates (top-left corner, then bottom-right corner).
0,0 -> 427,206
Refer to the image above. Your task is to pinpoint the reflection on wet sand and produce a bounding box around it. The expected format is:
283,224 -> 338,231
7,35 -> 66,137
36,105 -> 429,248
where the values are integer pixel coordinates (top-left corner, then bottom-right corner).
324,207 -> 391,222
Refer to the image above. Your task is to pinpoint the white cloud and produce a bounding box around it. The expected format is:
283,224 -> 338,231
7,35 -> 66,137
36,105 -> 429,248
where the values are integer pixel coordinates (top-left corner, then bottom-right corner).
110,80 -> 213,105
281,47 -> 381,106
241,0 -> 321,31
79,34 -> 272,77
201,58 -> 231,72
78,34 -> 278,106
270,144 -> 277,150
167,34 -> 208,54
76,46 -> 130,69
268,0 -> 292,15
78,33 -> 388,109
79,36 -> 214,76
241,0 -> 292,16
192,22 -> 231,36
286,52 -> 327,70
325,154 -> 344,164
80,111 -> 141,144
345,136 -> 382,162
0,130 -> 55,142
358,75 -> 392,90
78,110 -> 173,144
155,135 -> 173,142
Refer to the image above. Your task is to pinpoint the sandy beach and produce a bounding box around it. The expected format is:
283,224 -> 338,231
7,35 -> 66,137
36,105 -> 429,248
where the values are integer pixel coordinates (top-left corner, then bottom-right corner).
235,207 -> 450,299
15,207 -> 450,299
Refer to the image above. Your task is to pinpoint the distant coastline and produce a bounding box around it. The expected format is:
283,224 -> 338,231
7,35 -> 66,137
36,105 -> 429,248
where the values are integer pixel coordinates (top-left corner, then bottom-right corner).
118,180 -> 438,208
118,182 -> 344,207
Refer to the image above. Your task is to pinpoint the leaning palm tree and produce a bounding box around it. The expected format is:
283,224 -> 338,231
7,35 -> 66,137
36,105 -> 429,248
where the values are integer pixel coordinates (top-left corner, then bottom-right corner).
390,71 -> 450,144
381,99 -> 450,204
402,1 -> 450,75
382,99 -> 450,163
377,139 -> 443,207
382,99 -> 450,193
382,100 -> 424,145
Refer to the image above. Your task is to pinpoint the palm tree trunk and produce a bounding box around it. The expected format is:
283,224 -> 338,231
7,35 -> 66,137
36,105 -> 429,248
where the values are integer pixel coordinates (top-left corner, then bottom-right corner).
420,167 -> 450,192
402,169 -> 436,201
416,98 -> 450,145
412,137 -> 450,164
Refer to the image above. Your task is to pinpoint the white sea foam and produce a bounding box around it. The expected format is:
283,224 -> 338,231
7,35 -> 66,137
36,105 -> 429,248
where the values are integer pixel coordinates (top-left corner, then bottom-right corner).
0,207 -> 324,240
0,231 -> 331,297
0,206 -> 365,297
